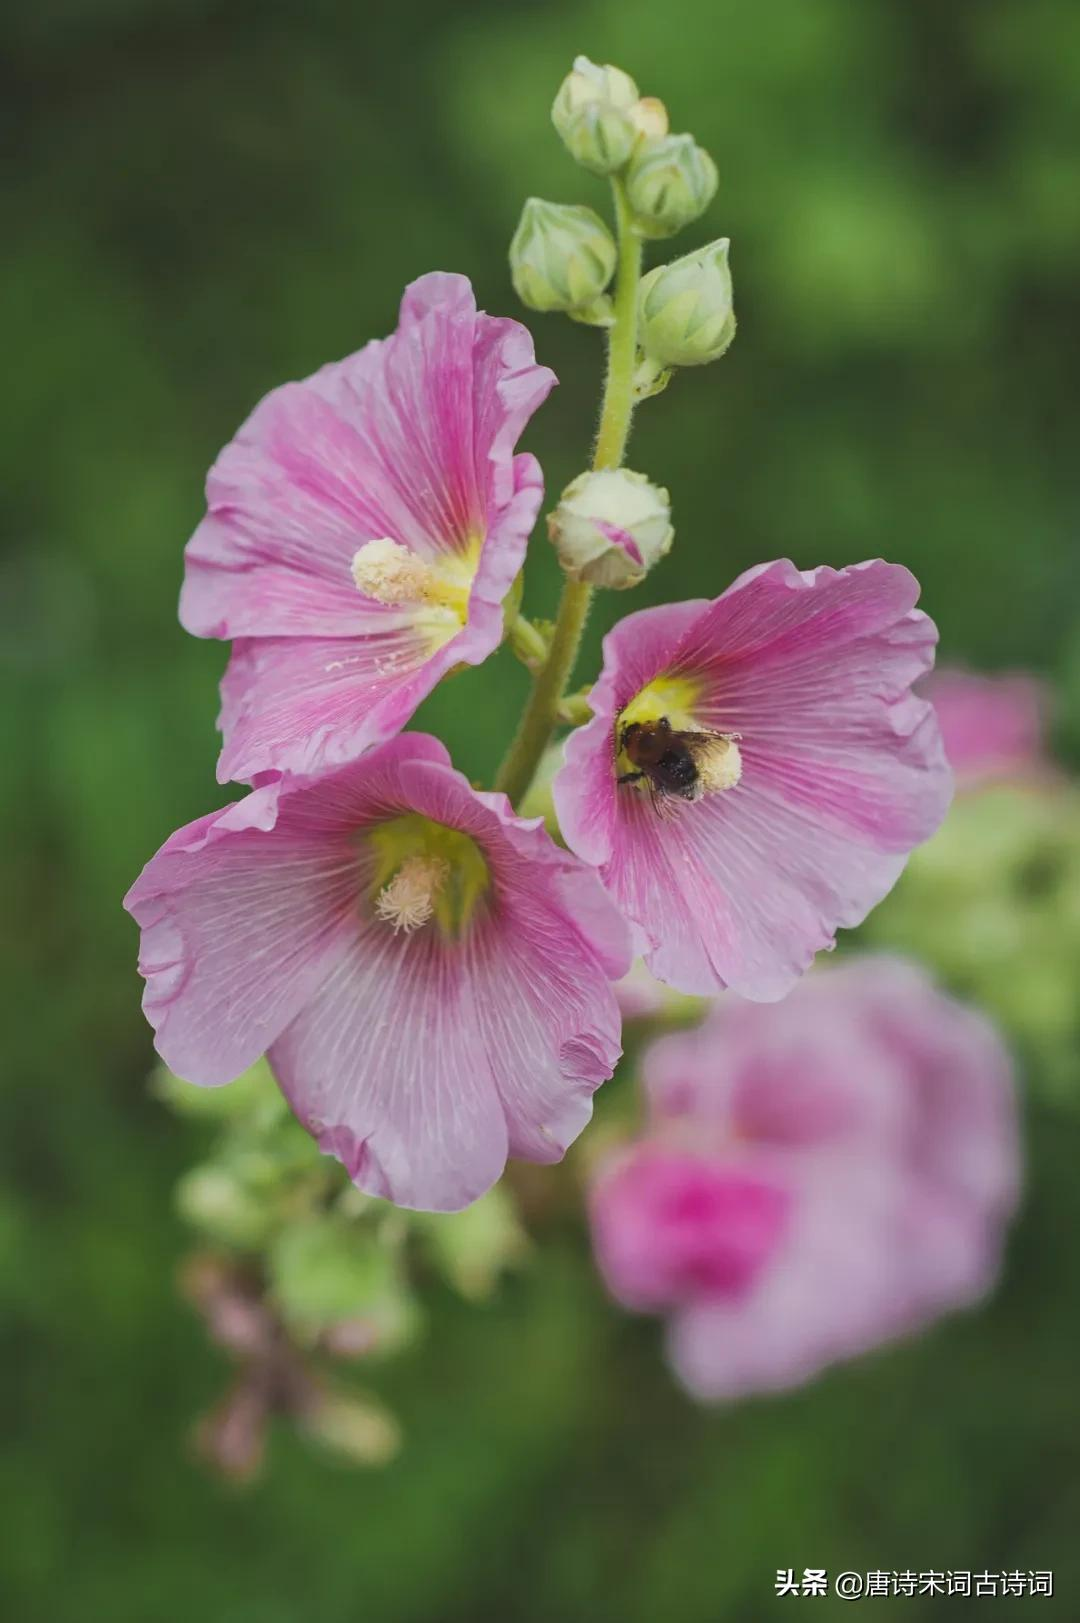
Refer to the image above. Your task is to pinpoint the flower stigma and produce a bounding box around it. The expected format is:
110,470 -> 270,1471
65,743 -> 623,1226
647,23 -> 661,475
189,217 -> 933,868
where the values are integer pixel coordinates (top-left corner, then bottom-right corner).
350,537 -> 482,653
368,814 -> 490,936
374,854 -> 450,933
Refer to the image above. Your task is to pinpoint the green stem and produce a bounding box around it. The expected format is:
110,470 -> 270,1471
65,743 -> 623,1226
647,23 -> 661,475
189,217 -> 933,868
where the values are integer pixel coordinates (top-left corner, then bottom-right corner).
592,180 -> 643,472
495,181 -> 643,805
507,613 -> 550,671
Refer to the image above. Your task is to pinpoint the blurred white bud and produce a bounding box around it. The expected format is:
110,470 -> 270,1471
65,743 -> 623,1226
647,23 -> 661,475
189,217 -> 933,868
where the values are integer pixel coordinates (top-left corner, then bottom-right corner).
548,468 -> 673,589
302,1389 -> 402,1468
552,55 -> 639,175
510,198 -> 617,318
627,97 -> 670,140
625,133 -> 718,238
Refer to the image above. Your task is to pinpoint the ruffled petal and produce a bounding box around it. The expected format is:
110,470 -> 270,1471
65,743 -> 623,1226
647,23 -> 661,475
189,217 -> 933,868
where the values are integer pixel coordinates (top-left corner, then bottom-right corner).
122,783 -> 359,1086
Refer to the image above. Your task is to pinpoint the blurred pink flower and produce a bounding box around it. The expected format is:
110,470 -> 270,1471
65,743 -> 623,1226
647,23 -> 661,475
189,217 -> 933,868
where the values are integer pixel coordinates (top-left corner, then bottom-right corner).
590,1149 -> 792,1311
180,273 -> 555,783
613,959 -> 672,1022
555,561 -> 952,1001
125,734 -> 630,1212
589,957 -> 1019,1401
923,667 -> 1052,785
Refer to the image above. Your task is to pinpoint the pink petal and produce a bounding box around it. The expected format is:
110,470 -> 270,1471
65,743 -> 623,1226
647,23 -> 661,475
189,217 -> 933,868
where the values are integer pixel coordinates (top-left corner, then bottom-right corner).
590,1145 -> 792,1312
667,1154 -> 917,1401
269,927 -> 510,1212
123,783 -> 359,1085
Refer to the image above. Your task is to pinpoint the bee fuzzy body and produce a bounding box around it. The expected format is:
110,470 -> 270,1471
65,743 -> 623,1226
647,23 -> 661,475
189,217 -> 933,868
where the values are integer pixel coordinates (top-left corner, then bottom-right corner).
618,716 -> 738,808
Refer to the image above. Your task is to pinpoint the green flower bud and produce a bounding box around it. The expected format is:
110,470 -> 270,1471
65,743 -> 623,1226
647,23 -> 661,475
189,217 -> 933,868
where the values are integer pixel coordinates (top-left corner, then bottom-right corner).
302,1389 -> 401,1467
625,133 -> 718,238
561,103 -> 637,176
151,1056 -> 287,1128
863,781 -> 1080,1106
415,1185 -> 528,1301
175,1164 -> 273,1250
548,468 -> 673,589
552,56 -> 639,175
510,198 -> 617,317
269,1215 -> 403,1336
638,238 -> 736,373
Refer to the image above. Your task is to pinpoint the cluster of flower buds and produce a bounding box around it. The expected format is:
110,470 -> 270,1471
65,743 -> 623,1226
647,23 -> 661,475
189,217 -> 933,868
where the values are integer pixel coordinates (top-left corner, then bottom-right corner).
548,54 -> 716,239
507,57 -> 739,591
156,1057 -> 526,1481
510,57 -> 723,336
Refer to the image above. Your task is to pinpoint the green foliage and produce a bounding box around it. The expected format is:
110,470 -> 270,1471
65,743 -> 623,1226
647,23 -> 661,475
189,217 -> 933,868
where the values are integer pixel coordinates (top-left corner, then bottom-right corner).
269,1217 -> 407,1337
4,0 -> 1080,1618
865,782 -> 1080,1104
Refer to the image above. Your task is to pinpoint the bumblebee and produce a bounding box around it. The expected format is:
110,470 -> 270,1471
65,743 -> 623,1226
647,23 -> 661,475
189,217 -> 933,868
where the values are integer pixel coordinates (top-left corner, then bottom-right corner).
617,716 -> 742,807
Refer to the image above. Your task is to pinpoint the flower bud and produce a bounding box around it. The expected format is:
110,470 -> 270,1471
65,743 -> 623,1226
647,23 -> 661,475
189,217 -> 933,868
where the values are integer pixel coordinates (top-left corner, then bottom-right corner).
551,55 -> 639,175
625,133 -> 718,238
175,1164 -> 273,1249
638,238 -> 736,372
510,198 -> 617,318
548,468 -> 673,589
628,97 -> 669,140
415,1185 -> 528,1301
302,1389 -> 401,1467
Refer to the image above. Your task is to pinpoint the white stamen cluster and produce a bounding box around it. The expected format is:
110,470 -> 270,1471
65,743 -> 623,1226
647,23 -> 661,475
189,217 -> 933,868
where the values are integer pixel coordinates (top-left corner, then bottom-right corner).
697,736 -> 743,794
375,854 -> 450,934
351,537 -> 434,605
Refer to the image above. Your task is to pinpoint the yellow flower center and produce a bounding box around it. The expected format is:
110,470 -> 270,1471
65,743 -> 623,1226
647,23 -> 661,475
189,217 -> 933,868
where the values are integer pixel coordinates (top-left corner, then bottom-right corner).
614,675 -> 700,779
614,674 -> 742,796
368,814 -> 489,936
350,536 -> 481,653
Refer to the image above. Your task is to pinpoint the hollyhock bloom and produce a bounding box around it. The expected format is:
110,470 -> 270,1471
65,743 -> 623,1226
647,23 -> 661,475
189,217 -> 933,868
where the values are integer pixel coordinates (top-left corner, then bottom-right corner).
589,958 -> 1020,1401
125,735 -> 630,1212
555,560 -> 952,999
922,667 -> 1052,786
180,274 -> 556,783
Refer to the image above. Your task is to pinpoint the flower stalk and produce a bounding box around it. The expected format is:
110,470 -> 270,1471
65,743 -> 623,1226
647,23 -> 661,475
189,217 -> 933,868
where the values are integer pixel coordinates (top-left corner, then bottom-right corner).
496,179 -> 643,805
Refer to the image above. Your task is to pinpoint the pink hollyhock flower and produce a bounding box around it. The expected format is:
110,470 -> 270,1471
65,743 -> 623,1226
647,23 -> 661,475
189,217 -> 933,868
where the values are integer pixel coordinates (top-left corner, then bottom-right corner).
555,560 -> 952,999
124,735 -> 630,1212
589,957 -> 1020,1401
180,274 -> 556,783
922,667 -> 1052,786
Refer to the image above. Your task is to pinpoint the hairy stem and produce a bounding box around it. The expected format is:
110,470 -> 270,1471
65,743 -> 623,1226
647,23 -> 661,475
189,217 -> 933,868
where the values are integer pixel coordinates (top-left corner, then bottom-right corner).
495,180 -> 643,805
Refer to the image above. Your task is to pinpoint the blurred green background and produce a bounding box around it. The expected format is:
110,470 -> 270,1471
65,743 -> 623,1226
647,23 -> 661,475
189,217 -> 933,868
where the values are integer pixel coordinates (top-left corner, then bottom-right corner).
4,0 -> 1080,1617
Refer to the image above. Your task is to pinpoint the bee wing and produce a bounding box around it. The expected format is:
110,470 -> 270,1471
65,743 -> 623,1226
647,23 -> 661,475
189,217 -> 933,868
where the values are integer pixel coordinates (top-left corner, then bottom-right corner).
646,778 -> 688,819
680,729 -> 740,746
